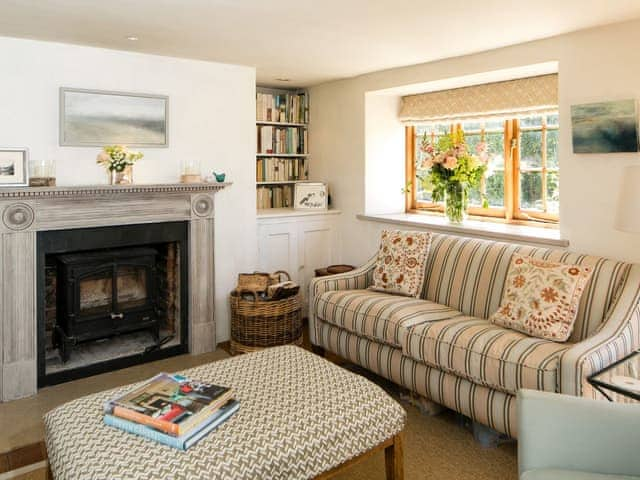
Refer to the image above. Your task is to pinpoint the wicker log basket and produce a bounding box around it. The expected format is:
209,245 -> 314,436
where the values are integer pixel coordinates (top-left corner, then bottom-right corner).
230,271 -> 303,355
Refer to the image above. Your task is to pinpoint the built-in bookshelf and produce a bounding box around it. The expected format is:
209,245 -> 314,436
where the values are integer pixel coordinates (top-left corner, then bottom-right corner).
256,87 -> 309,209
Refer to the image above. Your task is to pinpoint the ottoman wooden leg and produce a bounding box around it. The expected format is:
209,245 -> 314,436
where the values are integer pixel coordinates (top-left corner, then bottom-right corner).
385,433 -> 404,480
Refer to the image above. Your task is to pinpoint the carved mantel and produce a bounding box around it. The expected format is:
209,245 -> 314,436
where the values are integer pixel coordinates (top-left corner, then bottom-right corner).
0,183 -> 229,401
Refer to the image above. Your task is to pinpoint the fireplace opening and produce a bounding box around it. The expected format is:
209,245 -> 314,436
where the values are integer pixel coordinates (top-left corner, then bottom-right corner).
38,222 -> 189,387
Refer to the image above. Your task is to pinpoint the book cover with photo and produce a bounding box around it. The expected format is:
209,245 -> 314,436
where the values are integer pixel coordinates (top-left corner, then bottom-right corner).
104,373 -> 233,436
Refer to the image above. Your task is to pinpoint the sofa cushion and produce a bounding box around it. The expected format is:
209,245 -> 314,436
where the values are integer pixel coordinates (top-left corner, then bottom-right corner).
371,229 -> 432,297
403,316 -> 571,394
489,254 -> 593,342
315,289 -> 462,347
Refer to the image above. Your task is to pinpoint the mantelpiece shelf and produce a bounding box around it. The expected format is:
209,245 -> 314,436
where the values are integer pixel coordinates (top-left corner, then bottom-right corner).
0,182 -> 231,199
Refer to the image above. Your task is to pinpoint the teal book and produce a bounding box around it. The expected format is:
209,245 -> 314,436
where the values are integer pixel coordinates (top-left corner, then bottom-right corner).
104,399 -> 239,451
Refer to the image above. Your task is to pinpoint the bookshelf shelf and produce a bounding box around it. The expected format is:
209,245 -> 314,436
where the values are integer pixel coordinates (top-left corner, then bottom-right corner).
257,121 -> 308,128
257,180 -> 304,185
256,153 -> 308,158
256,87 -> 309,209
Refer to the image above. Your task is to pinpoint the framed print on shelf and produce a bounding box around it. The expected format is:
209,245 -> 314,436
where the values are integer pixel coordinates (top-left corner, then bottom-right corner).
294,182 -> 328,210
0,148 -> 29,187
59,87 -> 169,147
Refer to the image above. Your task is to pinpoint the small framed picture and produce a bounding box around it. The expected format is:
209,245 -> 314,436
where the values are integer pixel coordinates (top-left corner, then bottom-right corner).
294,182 -> 328,210
0,148 -> 29,187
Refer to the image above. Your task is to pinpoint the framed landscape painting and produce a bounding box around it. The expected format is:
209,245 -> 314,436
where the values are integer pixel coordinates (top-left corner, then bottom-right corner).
571,99 -> 638,153
60,88 -> 168,147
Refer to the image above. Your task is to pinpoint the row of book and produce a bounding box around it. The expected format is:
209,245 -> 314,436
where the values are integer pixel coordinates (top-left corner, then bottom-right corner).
256,91 -> 309,124
103,373 -> 238,450
257,125 -> 308,155
257,185 -> 294,209
257,157 -> 308,182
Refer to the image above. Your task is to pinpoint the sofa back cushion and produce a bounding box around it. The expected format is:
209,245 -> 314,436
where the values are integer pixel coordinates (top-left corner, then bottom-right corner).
420,233 -> 631,342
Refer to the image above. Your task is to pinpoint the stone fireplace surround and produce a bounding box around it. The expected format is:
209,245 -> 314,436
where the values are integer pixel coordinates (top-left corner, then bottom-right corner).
0,183 -> 228,402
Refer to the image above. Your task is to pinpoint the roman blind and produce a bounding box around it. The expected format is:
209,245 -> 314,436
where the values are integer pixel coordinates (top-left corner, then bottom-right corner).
399,74 -> 558,123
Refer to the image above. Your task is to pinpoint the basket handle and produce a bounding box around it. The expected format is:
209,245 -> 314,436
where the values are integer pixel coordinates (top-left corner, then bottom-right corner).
272,270 -> 291,282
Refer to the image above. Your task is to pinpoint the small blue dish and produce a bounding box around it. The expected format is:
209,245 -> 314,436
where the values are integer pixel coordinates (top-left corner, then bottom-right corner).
213,172 -> 226,182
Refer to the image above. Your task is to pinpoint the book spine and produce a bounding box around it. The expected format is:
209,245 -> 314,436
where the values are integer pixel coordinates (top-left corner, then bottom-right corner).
112,405 -> 179,436
104,414 -> 185,450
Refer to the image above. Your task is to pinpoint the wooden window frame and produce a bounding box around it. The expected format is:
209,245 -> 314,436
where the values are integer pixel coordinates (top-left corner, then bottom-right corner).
405,116 -> 559,226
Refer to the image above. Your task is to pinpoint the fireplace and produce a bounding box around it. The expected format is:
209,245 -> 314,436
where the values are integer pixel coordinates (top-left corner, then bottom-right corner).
0,184 -> 223,402
55,247 -> 160,362
37,222 -> 189,386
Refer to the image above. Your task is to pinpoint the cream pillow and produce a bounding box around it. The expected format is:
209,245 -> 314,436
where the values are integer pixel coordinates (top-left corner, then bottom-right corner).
490,254 -> 593,342
370,229 -> 432,297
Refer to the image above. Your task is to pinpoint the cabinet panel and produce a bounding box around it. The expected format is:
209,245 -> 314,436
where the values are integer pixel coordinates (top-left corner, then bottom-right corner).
257,223 -> 299,282
298,221 -> 338,305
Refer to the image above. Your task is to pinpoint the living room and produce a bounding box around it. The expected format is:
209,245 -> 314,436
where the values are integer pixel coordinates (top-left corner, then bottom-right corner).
1,2 -> 639,479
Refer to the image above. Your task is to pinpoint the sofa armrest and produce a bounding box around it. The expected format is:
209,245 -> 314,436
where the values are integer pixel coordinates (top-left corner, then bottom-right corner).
308,255 -> 377,344
517,389 -> 640,477
559,264 -> 640,396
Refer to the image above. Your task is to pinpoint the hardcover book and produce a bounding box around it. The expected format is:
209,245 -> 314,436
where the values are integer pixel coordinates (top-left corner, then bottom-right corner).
104,399 -> 240,451
104,373 -> 233,437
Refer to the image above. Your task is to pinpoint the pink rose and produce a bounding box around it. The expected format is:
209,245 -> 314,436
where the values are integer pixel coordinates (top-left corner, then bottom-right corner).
421,157 -> 434,169
96,152 -> 110,163
443,156 -> 458,169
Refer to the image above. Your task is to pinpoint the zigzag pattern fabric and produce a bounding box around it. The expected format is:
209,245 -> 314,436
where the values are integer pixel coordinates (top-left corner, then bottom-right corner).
44,346 -> 406,480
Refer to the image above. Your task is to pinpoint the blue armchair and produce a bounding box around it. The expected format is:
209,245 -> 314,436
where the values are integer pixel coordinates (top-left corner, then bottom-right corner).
518,389 -> 640,479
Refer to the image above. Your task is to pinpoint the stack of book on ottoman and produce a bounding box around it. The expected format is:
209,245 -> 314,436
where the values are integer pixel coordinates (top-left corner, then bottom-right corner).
103,373 -> 238,450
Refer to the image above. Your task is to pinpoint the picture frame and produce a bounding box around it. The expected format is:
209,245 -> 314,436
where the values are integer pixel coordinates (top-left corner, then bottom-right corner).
570,99 -> 639,153
294,182 -> 328,210
0,148 -> 29,187
59,87 -> 169,147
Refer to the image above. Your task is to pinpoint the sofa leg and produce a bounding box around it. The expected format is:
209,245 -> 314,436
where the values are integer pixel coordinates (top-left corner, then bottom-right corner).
311,345 -> 325,357
472,421 -> 507,449
402,392 -> 444,416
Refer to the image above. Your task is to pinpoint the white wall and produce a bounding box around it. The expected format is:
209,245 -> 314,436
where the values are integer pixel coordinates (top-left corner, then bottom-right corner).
310,19 -> 640,265
0,36 -> 257,342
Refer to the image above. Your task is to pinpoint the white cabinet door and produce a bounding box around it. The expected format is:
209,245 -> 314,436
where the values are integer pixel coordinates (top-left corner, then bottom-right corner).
297,220 -> 339,305
257,222 -> 299,283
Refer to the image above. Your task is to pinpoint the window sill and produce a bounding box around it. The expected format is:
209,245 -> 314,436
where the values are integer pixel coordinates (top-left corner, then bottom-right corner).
356,212 -> 569,248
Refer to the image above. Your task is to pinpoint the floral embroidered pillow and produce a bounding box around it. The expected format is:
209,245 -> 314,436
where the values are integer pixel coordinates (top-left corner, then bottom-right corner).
370,230 -> 432,297
490,254 -> 593,342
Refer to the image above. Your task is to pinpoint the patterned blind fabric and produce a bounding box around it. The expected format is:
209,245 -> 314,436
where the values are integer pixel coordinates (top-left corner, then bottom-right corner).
399,74 -> 558,124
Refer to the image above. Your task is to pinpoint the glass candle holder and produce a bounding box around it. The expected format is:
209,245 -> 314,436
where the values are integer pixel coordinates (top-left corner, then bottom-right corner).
29,158 -> 56,186
180,158 -> 202,183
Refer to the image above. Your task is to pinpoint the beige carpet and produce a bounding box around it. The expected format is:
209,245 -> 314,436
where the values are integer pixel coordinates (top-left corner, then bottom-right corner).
0,348 -> 517,479
331,405 -> 517,480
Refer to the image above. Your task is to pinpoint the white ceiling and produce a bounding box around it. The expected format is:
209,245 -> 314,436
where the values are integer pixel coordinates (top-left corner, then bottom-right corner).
1,0 -> 639,87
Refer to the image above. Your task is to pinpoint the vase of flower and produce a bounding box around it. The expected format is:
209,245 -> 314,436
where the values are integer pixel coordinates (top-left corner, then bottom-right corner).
97,145 -> 143,185
418,127 -> 489,224
109,165 -> 134,185
444,181 -> 469,224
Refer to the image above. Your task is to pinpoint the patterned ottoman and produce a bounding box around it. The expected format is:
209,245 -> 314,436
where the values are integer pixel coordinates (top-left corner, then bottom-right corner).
44,346 -> 406,480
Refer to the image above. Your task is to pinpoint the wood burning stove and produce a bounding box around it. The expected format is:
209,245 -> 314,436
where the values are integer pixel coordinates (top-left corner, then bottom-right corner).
55,247 -> 160,362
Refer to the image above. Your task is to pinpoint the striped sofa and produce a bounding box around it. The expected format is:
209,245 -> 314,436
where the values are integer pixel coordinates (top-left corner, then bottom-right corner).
309,232 -> 640,438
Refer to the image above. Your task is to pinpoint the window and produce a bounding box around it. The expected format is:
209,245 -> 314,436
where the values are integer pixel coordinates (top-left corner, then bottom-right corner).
406,113 -> 559,223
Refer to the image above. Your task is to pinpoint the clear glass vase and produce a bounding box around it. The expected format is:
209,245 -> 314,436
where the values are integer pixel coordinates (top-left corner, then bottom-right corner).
444,181 -> 469,224
109,166 -> 133,185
